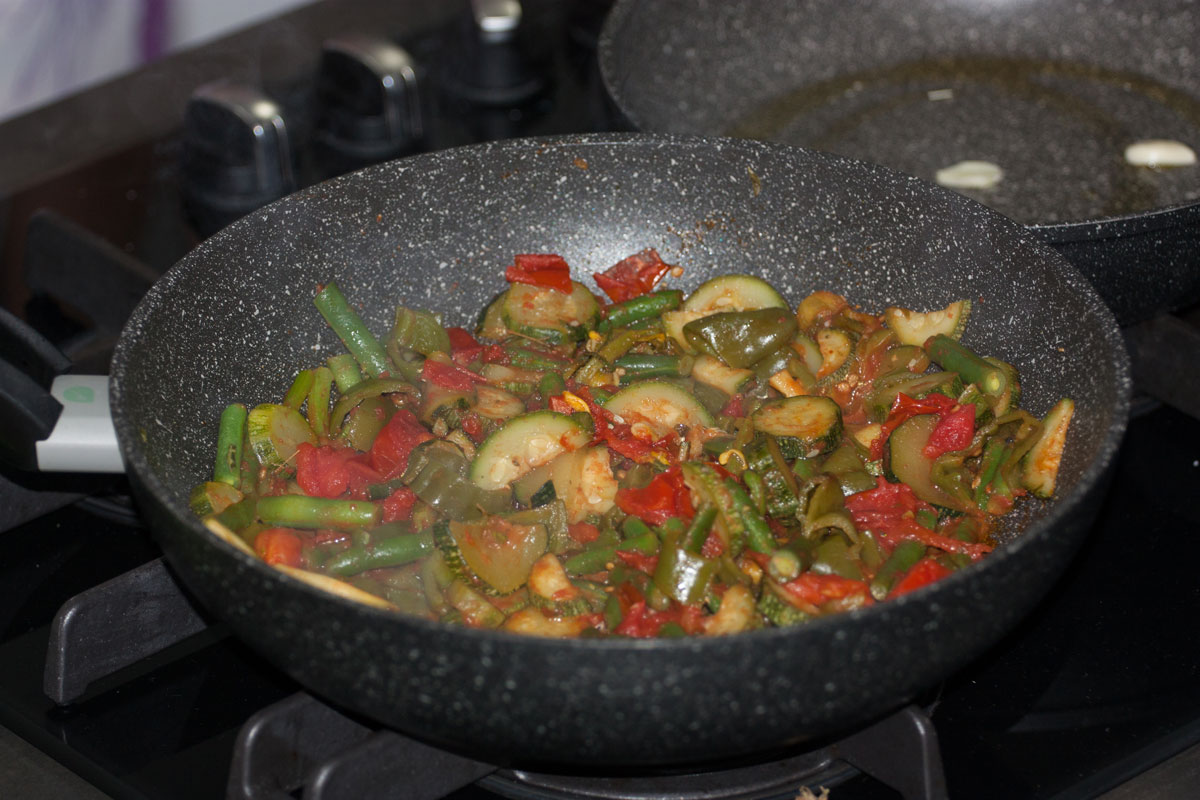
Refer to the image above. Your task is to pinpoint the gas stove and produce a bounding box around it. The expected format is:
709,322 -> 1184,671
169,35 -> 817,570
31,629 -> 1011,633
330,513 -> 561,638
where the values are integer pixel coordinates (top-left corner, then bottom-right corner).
2,2 -> 1200,799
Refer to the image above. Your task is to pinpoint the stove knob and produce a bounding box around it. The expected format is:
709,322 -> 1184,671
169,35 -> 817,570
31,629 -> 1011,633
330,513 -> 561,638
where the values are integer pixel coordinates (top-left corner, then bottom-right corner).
440,0 -> 548,106
181,81 -> 296,215
317,35 -> 423,162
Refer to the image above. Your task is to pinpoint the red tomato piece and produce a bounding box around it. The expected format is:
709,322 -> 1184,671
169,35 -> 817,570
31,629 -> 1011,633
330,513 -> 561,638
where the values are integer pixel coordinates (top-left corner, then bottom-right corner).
369,408 -> 434,479
782,573 -> 873,607
421,358 -> 487,391
889,557 -> 954,597
505,253 -> 573,294
568,521 -> 601,544
592,248 -> 673,303
614,466 -> 694,526
446,326 -> 484,365
254,528 -> 304,567
614,549 -> 659,574
845,476 -> 934,517
870,392 -> 959,460
924,404 -> 975,459
295,443 -> 380,499
381,487 -> 417,522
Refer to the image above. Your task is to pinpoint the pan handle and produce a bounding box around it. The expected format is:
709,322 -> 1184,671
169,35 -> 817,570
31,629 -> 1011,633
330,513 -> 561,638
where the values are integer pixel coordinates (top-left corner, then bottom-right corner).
0,308 -> 123,474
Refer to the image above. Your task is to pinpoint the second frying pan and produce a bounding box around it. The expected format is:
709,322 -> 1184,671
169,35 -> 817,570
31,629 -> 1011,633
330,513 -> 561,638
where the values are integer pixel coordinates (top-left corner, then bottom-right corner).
599,0 -> 1200,324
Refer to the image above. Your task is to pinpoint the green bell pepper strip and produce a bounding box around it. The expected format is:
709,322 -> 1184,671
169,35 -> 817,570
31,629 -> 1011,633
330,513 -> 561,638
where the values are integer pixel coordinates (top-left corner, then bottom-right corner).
653,528 -> 717,605
597,290 -> 683,333
284,370 -> 315,410
323,530 -> 435,576
257,495 -> 380,530
538,372 -> 566,397
682,308 -> 799,369
340,396 -> 395,452
401,440 -> 510,521
868,539 -> 926,599
683,505 -> 719,553
314,281 -> 392,378
389,306 -> 451,357
329,377 -> 415,432
306,366 -> 333,438
213,403 -> 247,487
811,533 -> 863,580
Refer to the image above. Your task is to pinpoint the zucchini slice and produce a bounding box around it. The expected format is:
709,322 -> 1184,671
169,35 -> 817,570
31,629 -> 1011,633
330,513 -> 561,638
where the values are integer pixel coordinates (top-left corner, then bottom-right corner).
501,281 -> 600,345
815,328 -> 857,382
682,274 -> 788,314
796,290 -> 849,331
1022,397 -> 1074,498
550,445 -> 618,523
790,333 -> 824,374
884,414 -> 970,511
247,403 -> 316,468
469,410 -> 592,490
690,354 -> 755,396
476,290 -> 510,340
444,579 -> 506,627
884,299 -> 971,347
603,380 -> 715,439
189,481 -> 244,517
472,383 -> 526,421
437,517 -> 548,595
528,553 -> 594,616
751,396 -> 843,455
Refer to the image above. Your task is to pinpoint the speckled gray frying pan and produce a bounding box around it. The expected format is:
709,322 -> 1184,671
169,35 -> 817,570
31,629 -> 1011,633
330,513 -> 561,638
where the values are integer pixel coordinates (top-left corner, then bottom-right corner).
110,134 -> 1128,768
598,0 -> 1200,325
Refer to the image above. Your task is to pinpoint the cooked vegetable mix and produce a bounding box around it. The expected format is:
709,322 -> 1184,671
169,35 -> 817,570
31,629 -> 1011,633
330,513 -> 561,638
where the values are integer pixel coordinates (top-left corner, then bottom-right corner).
193,249 -> 1073,638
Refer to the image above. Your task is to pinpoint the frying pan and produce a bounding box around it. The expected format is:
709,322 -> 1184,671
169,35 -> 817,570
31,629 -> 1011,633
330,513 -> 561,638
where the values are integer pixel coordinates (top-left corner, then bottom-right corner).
110,133 -> 1129,767
598,0 -> 1200,326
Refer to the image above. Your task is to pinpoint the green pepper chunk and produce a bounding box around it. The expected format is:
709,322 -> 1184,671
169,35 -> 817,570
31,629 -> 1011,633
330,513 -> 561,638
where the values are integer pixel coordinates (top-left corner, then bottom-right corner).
682,308 -> 798,368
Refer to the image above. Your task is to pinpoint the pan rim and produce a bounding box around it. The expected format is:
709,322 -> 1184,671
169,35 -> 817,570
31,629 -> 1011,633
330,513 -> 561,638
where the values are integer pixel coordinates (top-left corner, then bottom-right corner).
110,131 -> 1131,653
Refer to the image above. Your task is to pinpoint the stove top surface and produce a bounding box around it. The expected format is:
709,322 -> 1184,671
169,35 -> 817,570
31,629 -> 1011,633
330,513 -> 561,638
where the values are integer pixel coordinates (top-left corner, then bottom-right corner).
2,1 -> 1199,798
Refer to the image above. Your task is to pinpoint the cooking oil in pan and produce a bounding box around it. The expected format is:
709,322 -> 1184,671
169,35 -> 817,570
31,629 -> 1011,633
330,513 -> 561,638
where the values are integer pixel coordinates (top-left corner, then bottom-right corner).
727,55 -> 1200,225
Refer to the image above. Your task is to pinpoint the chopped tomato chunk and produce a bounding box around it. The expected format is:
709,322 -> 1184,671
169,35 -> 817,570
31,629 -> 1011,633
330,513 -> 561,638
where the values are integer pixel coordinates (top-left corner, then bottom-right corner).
592,248 -> 673,303
254,528 -> 304,567
505,253 -> 573,293
369,408 -> 433,479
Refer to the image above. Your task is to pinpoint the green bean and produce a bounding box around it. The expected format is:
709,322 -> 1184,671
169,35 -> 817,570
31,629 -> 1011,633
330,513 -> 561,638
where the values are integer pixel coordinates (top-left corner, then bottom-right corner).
924,335 -> 1006,395
324,530 -> 434,576
257,495 -> 380,530
314,281 -> 391,378
505,345 -> 569,371
614,354 -> 691,382
327,353 -> 364,393
597,289 -> 683,332
213,403 -> 247,487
